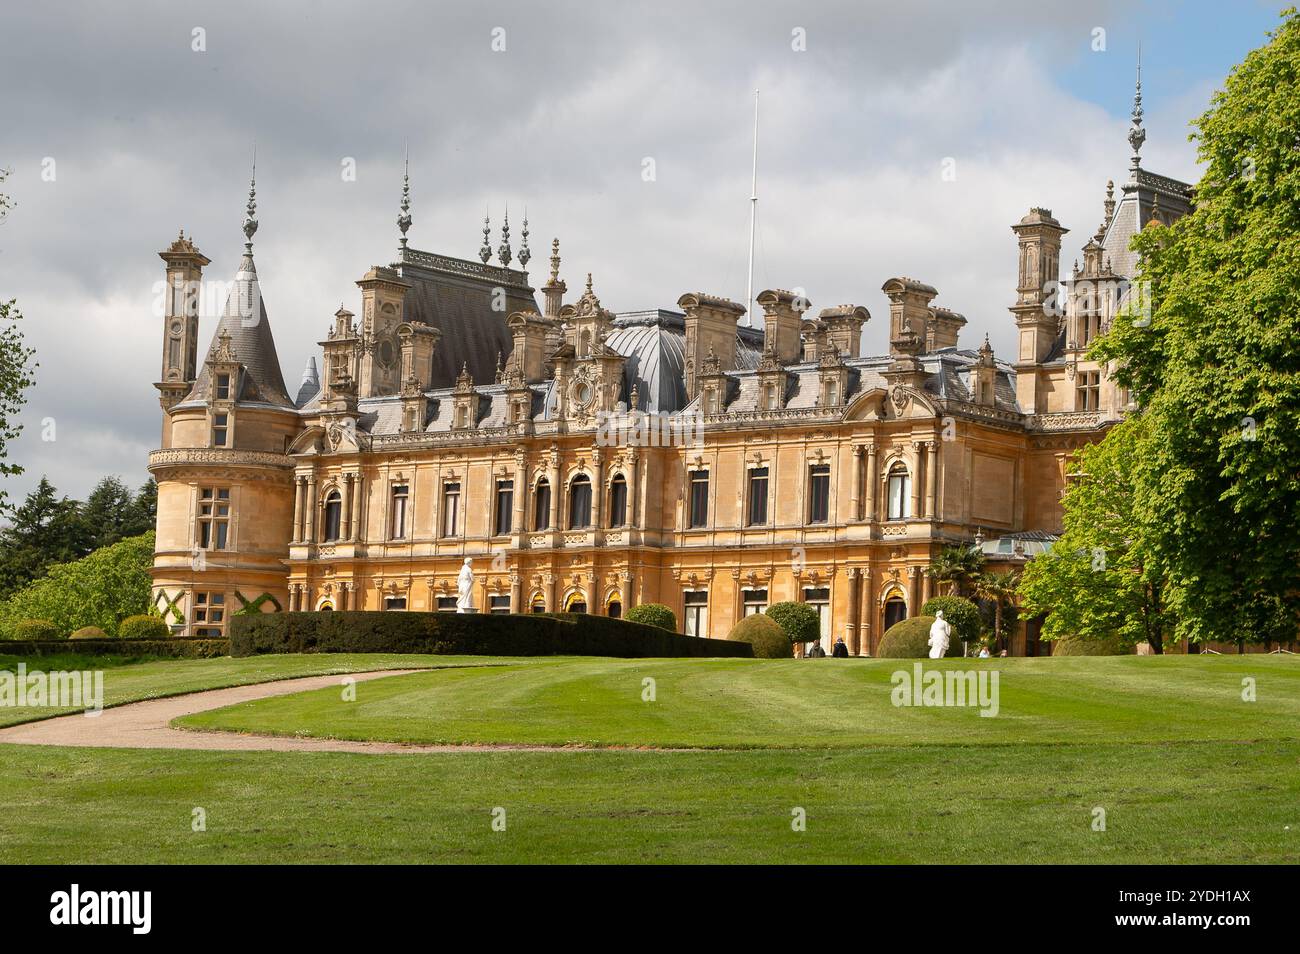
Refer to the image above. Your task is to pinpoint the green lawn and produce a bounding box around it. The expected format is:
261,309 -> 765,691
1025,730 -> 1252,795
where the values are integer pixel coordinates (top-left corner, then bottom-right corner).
0,652 -> 548,728
1,653 -> 1297,863
179,655 -> 1300,749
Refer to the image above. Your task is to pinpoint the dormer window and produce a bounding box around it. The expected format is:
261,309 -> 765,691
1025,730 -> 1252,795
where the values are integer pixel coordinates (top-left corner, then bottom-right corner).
212,413 -> 229,447
215,373 -> 231,400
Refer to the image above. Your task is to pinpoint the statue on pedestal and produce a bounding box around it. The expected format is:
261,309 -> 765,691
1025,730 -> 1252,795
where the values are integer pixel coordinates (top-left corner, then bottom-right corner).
927,610 -> 951,659
456,558 -> 475,613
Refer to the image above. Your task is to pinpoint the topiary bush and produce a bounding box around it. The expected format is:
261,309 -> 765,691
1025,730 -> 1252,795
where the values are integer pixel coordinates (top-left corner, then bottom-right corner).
1049,634 -> 1131,656
920,595 -> 982,646
70,626 -> 107,640
11,619 -> 62,640
625,603 -> 676,632
876,615 -> 964,658
765,601 -> 820,645
725,614 -> 793,659
117,614 -> 169,640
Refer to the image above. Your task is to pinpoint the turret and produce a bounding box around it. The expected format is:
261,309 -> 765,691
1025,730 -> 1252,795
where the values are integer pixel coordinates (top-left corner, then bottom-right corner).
155,231 -> 210,415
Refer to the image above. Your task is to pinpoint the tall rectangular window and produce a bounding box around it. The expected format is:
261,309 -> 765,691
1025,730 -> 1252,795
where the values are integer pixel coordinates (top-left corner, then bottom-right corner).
197,488 -> 230,549
742,588 -> 768,616
688,470 -> 709,528
384,596 -> 407,611
608,476 -> 627,527
390,484 -> 409,539
804,587 -> 831,652
215,373 -> 230,400
441,482 -> 460,538
887,466 -> 911,520
494,480 -> 513,536
1076,371 -> 1100,411
746,467 -> 769,526
212,413 -> 229,447
808,464 -> 830,524
684,590 -> 709,637
489,595 -> 511,615
193,591 -> 225,636
533,481 -> 551,531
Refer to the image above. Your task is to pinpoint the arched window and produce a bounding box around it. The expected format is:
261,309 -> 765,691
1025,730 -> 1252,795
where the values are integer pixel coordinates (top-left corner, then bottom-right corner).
608,474 -> 627,527
530,593 -> 546,614
884,594 -> 907,631
569,475 -> 592,529
323,491 -> 342,541
533,478 -> 551,531
886,463 -> 911,520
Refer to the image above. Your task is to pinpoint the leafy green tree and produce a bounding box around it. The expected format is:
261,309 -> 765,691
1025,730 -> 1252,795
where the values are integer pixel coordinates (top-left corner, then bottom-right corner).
0,170 -> 37,517
927,545 -> 986,597
764,601 -> 820,645
1092,10 -> 1300,647
625,603 -> 676,632
0,477 -> 89,597
80,476 -> 137,550
1019,416 -> 1174,653
128,478 -> 158,536
0,531 -> 155,637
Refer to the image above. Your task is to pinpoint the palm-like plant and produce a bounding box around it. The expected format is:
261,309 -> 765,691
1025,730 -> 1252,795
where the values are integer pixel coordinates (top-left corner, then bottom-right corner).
927,545 -> 986,597
973,570 -> 1020,653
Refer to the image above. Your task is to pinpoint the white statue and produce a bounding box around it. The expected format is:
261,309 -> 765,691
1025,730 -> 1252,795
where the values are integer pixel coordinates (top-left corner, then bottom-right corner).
927,610 -> 951,659
456,558 -> 475,613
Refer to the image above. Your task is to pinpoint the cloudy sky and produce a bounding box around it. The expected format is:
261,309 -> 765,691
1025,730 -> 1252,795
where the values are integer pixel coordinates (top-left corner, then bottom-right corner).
0,0 -> 1284,502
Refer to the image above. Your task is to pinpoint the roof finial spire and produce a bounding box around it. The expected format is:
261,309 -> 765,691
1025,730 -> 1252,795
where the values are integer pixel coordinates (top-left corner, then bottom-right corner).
498,206 -> 512,267
549,237 -> 561,284
479,209 -> 492,264
397,143 -> 412,251
1128,43 -> 1146,174
518,208 -> 530,270
242,144 -> 258,252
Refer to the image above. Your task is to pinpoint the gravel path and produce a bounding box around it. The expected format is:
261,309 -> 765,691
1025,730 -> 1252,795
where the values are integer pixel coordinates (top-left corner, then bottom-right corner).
0,670 -> 554,754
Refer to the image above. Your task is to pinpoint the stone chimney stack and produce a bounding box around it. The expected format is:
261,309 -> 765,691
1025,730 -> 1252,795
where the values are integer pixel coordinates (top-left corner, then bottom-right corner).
756,289 -> 806,364
818,304 -> 869,358
881,278 -> 938,356
678,292 -> 746,401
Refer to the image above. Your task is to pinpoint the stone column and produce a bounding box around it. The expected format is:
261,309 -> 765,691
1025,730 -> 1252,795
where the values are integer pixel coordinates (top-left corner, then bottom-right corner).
909,444 -> 922,519
850,446 -> 863,521
341,473 -> 353,541
922,566 -> 934,604
592,447 -> 605,530
510,574 -> 522,613
926,441 -> 939,520
847,567 -> 861,654
628,448 -> 640,529
351,474 -> 365,542
621,571 -> 634,613
545,573 -> 556,611
547,451 -> 560,531
512,453 -> 527,539
292,477 -> 305,542
305,475 -> 318,543
865,445 -> 878,524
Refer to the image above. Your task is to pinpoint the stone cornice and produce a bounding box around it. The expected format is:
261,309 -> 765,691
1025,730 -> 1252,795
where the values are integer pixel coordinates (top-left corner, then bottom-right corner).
148,447 -> 295,475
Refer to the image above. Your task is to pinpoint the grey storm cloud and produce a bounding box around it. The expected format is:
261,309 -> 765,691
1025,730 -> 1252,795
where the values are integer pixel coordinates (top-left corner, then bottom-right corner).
0,0 -> 1208,501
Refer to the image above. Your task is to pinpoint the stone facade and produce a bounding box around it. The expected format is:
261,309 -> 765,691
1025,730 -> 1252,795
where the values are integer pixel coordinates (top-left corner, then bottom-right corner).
148,101 -> 1192,654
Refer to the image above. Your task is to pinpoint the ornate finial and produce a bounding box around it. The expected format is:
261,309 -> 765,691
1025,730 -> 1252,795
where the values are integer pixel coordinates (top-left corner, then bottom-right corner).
494,351 -> 505,383
242,146 -> 258,250
1128,44 -> 1146,172
585,272 -> 593,294
498,207 -> 512,267
518,209 -> 530,269
549,237 -> 561,284
479,210 -> 492,264
397,145 -> 412,250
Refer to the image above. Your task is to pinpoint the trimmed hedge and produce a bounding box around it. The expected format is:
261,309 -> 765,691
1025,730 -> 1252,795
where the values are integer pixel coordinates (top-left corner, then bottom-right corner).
1050,634 -> 1131,656
12,619 -> 61,640
725,614 -> 793,659
765,602 -> 820,645
70,626 -> 107,640
118,615 -> 170,640
877,615 -> 964,658
0,638 -> 229,658
229,611 -> 751,659
625,603 -> 676,632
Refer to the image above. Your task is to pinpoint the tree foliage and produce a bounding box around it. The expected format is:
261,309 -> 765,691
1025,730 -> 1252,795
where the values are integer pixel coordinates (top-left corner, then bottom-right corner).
0,531 -> 155,638
926,545 -> 985,597
1019,416 -> 1175,652
1091,9 -> 1300,646
920,595 -> 982,645
625,603 -> 676,632
764,601 -> 820,644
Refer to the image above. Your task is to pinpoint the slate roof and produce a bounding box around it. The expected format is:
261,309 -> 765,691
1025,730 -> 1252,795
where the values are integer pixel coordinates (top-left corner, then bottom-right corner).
183,251 -> 295,410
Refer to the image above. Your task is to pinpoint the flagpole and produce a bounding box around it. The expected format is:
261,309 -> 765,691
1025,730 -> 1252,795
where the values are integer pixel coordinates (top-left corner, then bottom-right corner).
745,89 -> 759,328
